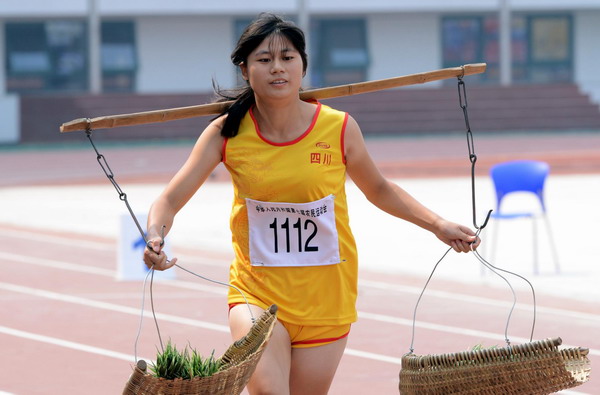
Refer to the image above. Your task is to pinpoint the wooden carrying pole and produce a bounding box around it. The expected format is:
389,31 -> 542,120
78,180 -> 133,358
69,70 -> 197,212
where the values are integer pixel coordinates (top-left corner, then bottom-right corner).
60,63 -> 486,133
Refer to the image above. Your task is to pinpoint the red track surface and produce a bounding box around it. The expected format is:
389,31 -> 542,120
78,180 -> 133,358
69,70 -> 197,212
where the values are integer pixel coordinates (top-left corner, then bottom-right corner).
1,132 -> 598,394
1,223 -> 597,394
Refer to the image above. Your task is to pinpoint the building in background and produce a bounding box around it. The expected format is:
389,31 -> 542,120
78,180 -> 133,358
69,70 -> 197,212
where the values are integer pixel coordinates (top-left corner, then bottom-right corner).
1,0 -> 600,143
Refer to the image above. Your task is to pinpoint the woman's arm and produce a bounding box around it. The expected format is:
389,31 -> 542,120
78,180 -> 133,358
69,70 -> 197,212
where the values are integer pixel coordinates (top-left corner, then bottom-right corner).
144,116 -> 226,269
344,115 -> 478,252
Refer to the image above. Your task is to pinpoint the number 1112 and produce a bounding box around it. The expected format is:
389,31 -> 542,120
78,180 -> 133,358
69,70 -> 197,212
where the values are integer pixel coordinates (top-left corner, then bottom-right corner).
268,217 -> 319,253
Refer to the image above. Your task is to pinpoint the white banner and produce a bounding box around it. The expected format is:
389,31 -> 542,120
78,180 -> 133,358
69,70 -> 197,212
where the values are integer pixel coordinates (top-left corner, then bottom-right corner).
117,213 -> 175,281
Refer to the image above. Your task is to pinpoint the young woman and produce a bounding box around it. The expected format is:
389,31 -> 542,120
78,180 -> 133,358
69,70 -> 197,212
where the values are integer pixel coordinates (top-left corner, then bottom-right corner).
143,13 -> 480,395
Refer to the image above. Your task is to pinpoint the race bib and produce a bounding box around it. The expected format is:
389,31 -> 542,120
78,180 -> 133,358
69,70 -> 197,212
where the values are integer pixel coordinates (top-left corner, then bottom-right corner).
246,195 -> 341,267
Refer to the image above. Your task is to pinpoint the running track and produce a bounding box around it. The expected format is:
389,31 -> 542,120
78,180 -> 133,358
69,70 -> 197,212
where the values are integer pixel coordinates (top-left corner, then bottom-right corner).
1,132 -> 598,394
1,223 -> 597,394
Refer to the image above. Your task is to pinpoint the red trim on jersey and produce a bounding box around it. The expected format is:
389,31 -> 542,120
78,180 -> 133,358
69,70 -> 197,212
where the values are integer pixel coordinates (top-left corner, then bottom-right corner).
221,137 -> 229,163
340,112 -> 349,164
250,102 -> 322,146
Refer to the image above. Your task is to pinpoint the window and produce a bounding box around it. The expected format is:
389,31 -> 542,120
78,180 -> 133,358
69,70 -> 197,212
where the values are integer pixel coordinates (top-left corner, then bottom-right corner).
443,17 -> 489,83
101,21 -> 136,92
6,21 -> 87,93
312,19 -> 368,87
528,16 -> 572,83
442,14 -> 572,84
5,20 -> 136,94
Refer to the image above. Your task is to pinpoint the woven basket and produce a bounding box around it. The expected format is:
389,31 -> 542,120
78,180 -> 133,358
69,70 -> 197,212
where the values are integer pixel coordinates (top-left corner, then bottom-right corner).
399,337 -> 590,394
122,304 -> 278,395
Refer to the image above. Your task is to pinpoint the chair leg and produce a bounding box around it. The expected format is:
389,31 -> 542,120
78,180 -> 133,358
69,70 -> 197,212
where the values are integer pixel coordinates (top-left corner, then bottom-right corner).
542,214 -> 561,274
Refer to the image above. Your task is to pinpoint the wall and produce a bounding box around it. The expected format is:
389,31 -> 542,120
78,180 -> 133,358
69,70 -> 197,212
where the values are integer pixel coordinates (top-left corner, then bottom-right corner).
0,20 -> 19,144
3,1 -> 600,143
0,0 -> 86,17
136,15 -> 234,93
99,0 -> 295,16
367,13 -> 441,87
574,10 -> 600,106
0,95 -> 19,144
2,1 -> 600,17
4,1 -> 583,16
0,19 -> 4,95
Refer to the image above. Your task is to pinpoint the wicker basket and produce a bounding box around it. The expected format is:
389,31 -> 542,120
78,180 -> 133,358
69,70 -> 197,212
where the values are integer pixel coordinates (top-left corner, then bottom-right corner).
399,337 -> 590,394
123,305 -> 278,395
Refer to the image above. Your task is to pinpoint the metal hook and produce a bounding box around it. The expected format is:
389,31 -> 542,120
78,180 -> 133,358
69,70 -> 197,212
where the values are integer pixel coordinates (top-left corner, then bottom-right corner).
145,225 -> 166,253
85,118 -> 92,135
469,152 -> 493,230
476,209 -> 493,230
457,76 -> 493,231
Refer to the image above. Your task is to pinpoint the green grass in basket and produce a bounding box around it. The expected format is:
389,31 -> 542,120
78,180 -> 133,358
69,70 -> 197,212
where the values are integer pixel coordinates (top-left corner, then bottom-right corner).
470,343 -> 499,352
189,349 -> 221,378
150,340 -> 222,379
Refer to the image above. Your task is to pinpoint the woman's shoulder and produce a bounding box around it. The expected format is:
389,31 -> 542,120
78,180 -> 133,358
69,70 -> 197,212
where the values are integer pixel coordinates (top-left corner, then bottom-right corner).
195,115 -> 228,148
202,114 -> 228,137
314,101 -> 348,121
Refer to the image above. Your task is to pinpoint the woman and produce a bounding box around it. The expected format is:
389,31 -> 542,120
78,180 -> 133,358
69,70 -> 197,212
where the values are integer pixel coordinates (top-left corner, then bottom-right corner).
144,13 -> 479,394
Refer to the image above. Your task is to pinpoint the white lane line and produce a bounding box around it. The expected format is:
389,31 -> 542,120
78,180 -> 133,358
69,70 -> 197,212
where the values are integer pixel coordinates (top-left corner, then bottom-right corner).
5,227 -> 597,324
2,281 -> 596,365
4,229 -> 225,266
4,248 -> 598,325
344,348 -> 401,365
358,311 -> 599,357
5,228 -> 110,251
0,282 -> 398,364
3,251 -> 598,357
0,325 -> 140,362
359,279 -> 600,324
0,282 -> 230,333
0,251 -> 227,295
0,251 -> 115,276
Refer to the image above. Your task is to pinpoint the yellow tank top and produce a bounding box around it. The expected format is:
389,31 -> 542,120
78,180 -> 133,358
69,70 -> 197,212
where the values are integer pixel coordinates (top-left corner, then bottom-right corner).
223,102 -> 358,325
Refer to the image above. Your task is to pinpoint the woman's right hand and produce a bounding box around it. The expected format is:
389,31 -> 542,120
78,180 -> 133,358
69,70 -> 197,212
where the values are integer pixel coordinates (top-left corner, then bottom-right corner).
143,237 -> 177,271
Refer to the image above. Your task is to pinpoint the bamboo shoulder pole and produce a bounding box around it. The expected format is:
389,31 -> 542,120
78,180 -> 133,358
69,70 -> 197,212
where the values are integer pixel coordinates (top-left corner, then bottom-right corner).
60,63 -> 485,133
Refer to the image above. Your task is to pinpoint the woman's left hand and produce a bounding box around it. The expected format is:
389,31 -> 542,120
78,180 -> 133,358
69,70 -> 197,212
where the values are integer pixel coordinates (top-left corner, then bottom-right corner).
434,219 -> 481,253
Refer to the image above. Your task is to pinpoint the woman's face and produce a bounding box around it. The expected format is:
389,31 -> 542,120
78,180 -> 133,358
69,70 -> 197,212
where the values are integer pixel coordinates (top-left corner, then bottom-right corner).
241,34 -> 304,102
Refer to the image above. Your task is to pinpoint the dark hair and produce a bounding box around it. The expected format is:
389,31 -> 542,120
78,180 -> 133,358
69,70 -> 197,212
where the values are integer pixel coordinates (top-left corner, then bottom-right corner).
214,13 -> 308,138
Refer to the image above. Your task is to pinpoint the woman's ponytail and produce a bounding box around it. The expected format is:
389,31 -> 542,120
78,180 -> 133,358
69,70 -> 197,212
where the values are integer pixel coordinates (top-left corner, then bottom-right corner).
213,84 -> 255,138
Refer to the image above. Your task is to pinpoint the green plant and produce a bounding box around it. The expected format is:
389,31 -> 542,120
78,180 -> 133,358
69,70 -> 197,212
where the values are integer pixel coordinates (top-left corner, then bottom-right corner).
189,349 -> 221,378
470,343 -> 498,352
150,340 -> 221,380
151,340 -> 190,380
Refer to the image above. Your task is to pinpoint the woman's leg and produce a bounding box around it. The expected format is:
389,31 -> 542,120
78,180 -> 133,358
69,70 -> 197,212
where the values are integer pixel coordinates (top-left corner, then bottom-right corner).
289,337 -> 348,395
229,304 -> 292,395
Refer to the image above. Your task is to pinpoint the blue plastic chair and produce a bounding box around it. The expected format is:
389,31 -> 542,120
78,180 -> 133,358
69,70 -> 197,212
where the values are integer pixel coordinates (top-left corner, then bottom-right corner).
487,160 -> 560,274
